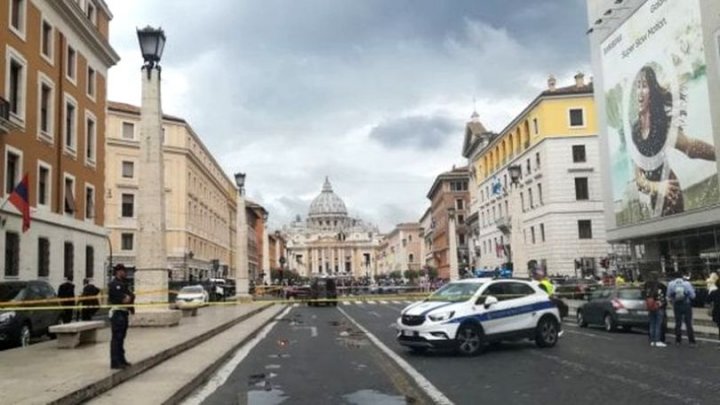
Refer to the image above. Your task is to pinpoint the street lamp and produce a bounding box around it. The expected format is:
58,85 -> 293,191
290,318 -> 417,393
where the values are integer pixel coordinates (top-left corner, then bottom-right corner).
508,165 -> 521,185
137,26 -> 166,73
234,172 -> 251,300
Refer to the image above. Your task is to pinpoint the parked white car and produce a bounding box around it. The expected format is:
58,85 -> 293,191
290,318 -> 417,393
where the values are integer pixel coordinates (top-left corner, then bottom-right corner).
175,285 -> 209,307
396,278 -> 562,355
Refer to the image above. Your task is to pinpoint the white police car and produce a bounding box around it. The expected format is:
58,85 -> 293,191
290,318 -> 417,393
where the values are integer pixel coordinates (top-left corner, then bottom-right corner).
396,278 -> 562,355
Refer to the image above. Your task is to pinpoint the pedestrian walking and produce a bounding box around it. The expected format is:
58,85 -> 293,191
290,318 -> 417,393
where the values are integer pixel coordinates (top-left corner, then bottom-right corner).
79,278 -> 101,321
706,278 -> 720,342
667,272 -> 697,346
109,264 -> 135,370
707,272 -> 718,293
642,273 -> 667,347
57,277 -> 76,324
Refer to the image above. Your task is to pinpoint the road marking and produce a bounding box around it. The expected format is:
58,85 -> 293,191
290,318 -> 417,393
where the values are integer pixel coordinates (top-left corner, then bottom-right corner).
379,300 -> 389,304
292,303 -> 299,308
342,301 -> 351,306
369,311 -> 381,318
355,301 -> 365,306
367,301 -> 377,305
337,306 -> 454,405
181,305 -> 293,405
391,301 -> 401,304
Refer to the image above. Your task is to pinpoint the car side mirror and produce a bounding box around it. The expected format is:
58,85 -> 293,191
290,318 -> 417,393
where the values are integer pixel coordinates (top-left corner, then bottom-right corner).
483,295 -> 499,308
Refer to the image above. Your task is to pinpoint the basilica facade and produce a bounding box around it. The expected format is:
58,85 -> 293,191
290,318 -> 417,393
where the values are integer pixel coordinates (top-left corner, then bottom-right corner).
284,178 -> 383,278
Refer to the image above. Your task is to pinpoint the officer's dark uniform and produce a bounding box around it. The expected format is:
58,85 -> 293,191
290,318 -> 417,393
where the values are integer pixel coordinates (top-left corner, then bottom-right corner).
108,275 -> 133,368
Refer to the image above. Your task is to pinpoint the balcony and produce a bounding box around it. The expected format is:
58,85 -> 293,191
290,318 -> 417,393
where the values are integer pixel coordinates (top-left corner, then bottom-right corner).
495,216 -> 512,235
0,97 -> 20,134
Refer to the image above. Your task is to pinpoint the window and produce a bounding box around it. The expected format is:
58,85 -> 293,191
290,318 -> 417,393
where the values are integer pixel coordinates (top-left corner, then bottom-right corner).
569,108 -> 585,127
458,214 -> 464,224
525,158 -> 531,175
408,235 -> 412,242
5,232 -> 20,277
66,46 -> 76,82
41,20 -> 53,61
537,183 -> 543,205
86,1 -> 97,24
122,122 -> 135,139
64,95 -> 77,152
531,226 -> 536,244
408,254 -> 414,263
575,177 -> 589,200
528,188 -> 534,209
5,148 -> 21,194
533,118 -> 539,134
402,239 -> 407,247
64,175 -> 76,214
38,238 -> 50,278
456,199 -> 464,210
578,220 -> 593,239
85,113 -> 96,163
121,193 -> 134,217
535,152 -> 541,171
10,0 -> 26,37
121,233 -> 134,250
7,50 -> 27,119
520,192 -> 525,211
122,161 -> 134,178
85,245 -> 94,279
86,66 -> 96,99
572,145 -> 586,163
458,234 -> 465,245
540,223 -> 545,242
85,185 -> 95,219
505,282 -> 535,299
37,162 -> 51,207
63,242 -> 74,280
38,76 -> 54,138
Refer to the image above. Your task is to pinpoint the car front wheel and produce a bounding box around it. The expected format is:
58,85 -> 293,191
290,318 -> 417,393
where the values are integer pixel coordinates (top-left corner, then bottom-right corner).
576,310 -> 588,328
535,316 -> 559,348
19,324 -> 31,348
456,324 -> 484,356
604,314 -> 617,332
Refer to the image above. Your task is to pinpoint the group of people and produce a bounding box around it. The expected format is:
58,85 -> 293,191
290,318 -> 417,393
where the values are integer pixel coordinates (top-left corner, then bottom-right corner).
642,271 -> 720,348
57,277 -> 102,323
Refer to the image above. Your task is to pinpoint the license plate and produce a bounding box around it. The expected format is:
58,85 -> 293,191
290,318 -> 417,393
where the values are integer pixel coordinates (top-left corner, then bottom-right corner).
636,310 -> 648,315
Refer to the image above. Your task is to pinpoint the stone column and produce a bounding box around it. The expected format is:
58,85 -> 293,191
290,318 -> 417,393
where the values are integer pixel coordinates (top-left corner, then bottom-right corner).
448,212 -> 460,281
262,222 -> 270,284
132,65 -> 181,326
510,183 -> 527,277
234,192 -> 251,300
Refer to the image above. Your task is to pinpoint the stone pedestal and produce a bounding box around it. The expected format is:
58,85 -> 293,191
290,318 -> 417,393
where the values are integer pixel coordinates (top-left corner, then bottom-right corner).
130,310 -> 182,327
448,215 -> 460,281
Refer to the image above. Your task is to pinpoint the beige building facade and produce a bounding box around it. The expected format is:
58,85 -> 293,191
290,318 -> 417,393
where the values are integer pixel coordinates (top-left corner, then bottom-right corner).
377,223 -> 423,276
105,102 -> 238,281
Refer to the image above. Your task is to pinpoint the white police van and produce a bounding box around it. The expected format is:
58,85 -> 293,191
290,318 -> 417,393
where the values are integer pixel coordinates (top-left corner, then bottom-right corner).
396,278 -> 562,355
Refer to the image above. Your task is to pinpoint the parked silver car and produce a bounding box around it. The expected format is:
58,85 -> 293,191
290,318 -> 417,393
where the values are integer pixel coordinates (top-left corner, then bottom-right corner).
576,287 -> 649,332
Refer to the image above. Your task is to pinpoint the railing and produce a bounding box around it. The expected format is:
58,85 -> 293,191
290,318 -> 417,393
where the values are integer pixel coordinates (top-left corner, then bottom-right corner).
0,97 -> 17,134
495,216 -> 512,233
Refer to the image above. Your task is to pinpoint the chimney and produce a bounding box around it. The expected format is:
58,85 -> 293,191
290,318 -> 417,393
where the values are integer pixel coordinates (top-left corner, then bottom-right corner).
547,74 -> 557,91
574,72 -> 585,88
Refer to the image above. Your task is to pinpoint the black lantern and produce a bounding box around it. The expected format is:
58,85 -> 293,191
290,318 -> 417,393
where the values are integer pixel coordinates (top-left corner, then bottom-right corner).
447,207 -> 456,220
137,26 -> 166,68
234,172 -> 246,193
508,164 -> 522,184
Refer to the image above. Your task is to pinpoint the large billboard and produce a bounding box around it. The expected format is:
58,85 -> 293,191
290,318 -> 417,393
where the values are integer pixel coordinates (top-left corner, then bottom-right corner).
602,0 -> 719,226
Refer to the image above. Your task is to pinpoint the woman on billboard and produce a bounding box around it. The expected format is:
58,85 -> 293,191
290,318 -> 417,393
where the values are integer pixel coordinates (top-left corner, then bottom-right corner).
631,65 -> 716,217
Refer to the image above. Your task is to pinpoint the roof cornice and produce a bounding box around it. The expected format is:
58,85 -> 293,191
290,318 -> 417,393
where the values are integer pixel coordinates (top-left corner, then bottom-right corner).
49,0 -> 120,67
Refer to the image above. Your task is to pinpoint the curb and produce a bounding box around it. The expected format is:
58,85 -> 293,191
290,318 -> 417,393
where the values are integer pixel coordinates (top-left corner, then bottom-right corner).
162,304 -> 287,405
47,303 -> 273,405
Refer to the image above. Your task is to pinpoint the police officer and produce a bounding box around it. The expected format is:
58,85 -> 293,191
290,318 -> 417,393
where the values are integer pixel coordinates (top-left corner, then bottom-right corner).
109,264 -> 134,370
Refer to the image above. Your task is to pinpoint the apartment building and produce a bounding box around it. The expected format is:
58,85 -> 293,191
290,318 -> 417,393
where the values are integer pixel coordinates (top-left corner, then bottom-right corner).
377,222 -> 423,276
463,74 -> 609,277
425,166 -> 470,280
105,102 -> 238,282
0,0 -> 119,286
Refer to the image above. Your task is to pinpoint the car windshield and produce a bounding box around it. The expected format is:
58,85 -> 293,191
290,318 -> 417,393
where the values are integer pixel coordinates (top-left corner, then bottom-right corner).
618,289 -> 642,300
427,283 -> 483,302
180,286 -> 204,294
0,284 -> 26,302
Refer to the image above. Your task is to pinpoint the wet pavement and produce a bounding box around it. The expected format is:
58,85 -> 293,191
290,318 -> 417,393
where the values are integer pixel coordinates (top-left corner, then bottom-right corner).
199,304 -> 429,405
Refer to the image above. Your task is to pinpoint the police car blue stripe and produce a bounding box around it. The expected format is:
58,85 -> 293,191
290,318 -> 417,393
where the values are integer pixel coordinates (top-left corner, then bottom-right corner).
446,300 -> 556,324
419,302 -> 457,316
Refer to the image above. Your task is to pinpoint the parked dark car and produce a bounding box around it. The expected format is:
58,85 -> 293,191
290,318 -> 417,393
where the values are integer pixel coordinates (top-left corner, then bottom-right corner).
576,287 -> 649,332
285,285 -> 311,300
0,280 -> 62,349
555,278 -> 600,300
308,277 -> 337,307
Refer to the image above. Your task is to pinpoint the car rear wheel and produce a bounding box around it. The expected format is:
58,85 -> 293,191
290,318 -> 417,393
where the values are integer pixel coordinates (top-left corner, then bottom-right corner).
576,310 -> 588,327
19,324 -> 31,348
535,316 -> 559,348
456,324 -> 484,356
604,314 -> 617,332
621,325 -> 632,332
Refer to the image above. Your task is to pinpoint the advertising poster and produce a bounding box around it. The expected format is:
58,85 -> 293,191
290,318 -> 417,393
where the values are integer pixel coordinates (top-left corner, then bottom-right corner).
602,0 -> 719,226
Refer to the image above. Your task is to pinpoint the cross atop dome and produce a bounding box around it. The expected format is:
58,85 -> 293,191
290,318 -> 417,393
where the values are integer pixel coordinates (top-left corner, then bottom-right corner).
322,176 -> 333,192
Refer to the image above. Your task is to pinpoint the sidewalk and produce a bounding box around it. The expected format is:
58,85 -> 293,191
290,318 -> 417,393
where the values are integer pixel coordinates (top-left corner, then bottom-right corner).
0,303 -> 273,405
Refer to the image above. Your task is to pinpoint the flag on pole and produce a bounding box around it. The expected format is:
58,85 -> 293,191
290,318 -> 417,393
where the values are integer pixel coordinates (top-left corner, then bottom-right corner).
8,174 -> 31,232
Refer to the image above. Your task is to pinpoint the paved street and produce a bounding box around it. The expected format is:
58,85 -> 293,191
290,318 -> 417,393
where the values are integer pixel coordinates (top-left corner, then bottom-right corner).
192,301 -> 720,405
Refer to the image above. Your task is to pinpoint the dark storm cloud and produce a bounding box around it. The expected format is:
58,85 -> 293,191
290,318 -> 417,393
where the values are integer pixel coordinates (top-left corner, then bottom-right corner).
369,115 -> 461,150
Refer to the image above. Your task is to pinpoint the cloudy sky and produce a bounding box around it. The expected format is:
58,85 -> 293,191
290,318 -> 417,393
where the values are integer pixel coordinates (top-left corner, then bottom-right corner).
106,0 -> 591,232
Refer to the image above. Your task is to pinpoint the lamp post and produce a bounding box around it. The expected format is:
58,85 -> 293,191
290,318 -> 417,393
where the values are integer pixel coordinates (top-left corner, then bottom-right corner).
131,26 -> 180,325
507,164 -> 527,276
447,207 -> 460,281
234,173 -> 252,300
